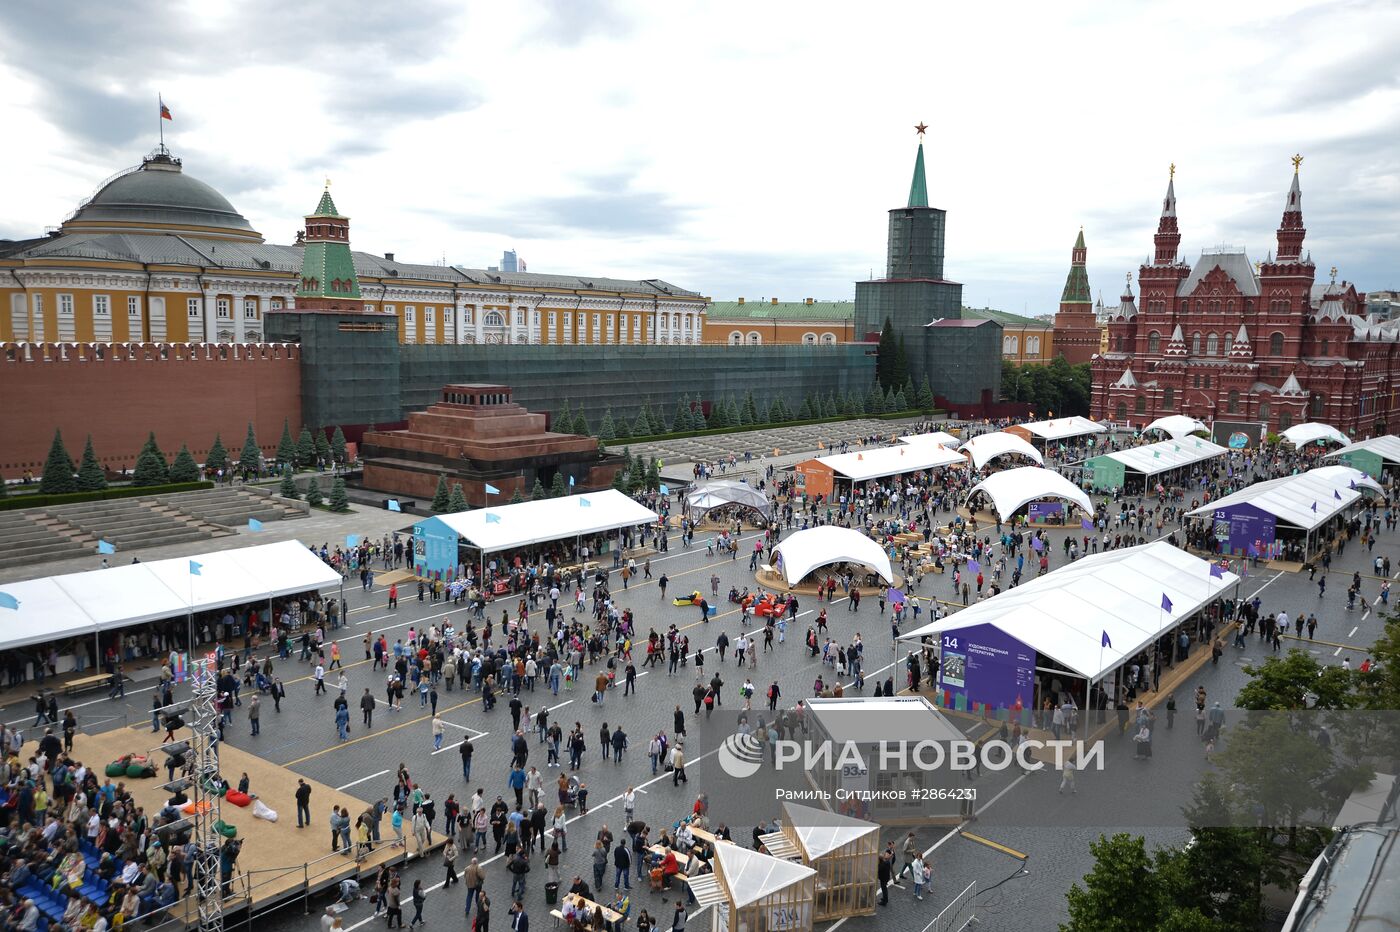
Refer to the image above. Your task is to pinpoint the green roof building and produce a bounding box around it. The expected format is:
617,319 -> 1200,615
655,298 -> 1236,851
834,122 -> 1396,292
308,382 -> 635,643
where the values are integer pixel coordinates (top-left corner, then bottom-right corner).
295,185 -> 362,311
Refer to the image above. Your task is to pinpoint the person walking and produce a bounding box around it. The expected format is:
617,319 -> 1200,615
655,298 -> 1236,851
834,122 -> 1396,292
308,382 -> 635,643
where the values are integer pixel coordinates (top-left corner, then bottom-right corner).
463,858 -> 483,915
362,689 -> 377,728
433,715 -> 446,751
408,880 -> 426,928
295,780 -> 312,828
613,840 -> 632,890
384,878 -> 403,929
248,694 -> 261,736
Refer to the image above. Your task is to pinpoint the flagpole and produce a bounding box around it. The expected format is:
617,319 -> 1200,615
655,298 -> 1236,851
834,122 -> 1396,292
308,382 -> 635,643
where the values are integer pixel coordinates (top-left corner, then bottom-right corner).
158,94 -> 164,149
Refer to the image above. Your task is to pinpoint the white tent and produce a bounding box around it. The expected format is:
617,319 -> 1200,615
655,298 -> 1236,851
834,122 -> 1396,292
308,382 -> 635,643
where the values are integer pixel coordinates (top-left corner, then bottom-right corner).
1323,434 -> 1400,466
1096,437 -> 1228,479
898,430 -> 961,449
1016,416 -> 1108,442
966,466 -> 1093,521
1186,465 -> 1381,532
773,526 -> 894,586
1143,415 -> 1208,439
958,432 -> 1044,469
713,841 -> 817,909
0,540 -> 341,653
685,479 -> 771,519
816,443 -> 966,482
898,541 -> 1239,681
781,802 -> 880,862
424,489 -> 659,554
1281,423 -> 1351,448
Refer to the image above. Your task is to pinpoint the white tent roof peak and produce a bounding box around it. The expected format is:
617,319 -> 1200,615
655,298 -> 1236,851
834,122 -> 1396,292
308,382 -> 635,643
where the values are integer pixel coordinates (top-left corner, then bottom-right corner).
1280,423 -> 1350,448
816,443 -> 965,482
1143,415 -> 1207,439
1186,465 -> 1379,532
966,466 -> 1093,522
773,526 -> 893,586
685,479 -> 771,518
1014,417 -> 1107,442
899,430 -> 961,449
1095,438 -> 1227,479
425,490 -> 658,554
714,840 -> 816,908
782,802 -> 879,860
957,432 -> 1044,470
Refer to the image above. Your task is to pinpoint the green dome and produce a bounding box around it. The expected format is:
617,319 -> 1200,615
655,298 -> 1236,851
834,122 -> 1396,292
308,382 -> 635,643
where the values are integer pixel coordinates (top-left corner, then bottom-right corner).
68,150 -> 257,237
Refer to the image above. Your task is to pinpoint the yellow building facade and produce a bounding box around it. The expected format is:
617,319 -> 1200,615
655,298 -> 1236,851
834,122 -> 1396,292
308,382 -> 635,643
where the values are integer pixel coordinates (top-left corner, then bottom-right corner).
701,299 -> 859,345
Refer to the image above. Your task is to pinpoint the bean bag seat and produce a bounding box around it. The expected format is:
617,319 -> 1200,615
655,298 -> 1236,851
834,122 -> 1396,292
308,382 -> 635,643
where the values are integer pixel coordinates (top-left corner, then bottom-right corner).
105,756 -> 132,778
252,800 -> 278,822
126,761 -> 157,779
179,800 -> 213,815
224,790 -> 252,808
213,820 -> 238,839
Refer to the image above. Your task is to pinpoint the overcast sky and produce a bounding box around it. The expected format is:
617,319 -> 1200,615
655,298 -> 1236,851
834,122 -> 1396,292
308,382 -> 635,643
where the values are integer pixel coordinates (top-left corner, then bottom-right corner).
2,0 -> 1398,313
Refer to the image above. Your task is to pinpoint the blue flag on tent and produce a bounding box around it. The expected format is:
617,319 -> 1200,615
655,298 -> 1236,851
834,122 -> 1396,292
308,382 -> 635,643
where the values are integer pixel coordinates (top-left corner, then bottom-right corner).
248,518 -> 264,532
1160,593 -> 1173,613
966,559 -> 981,575
1031,537 -> 1044,552
97,540 -> 116,555
484,484 -> 500,496
1349,479 -> 1357,489
579,497 -> 591,508
1209,563 -> 1224,580
568,476 -> 575,487
1081,518 -> 1094,530
485,513 -> 501,524
659,484 -> 670,496
387,500 -> 401,512
189,560 -> 202,576
0,592 -> 19,611
346,534 -> 360,547
1101,630 -> 1111,649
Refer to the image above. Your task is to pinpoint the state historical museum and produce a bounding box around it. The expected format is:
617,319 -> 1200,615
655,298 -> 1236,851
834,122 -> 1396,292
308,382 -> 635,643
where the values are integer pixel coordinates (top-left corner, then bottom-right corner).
1091,161 -> 1398,437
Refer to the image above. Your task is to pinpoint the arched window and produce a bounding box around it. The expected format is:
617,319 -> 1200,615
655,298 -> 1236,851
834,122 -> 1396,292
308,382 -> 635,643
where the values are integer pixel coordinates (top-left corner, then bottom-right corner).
1027,336 -> 1040,355
1134,396 -> 1147,414
1004,335 -> 1019,355
802,332 -> 817,345
1205,332 -> 1219,355
1115,401 -> 1128,419
1321,338 -> 1330,356
747,332 -> 762,345
1310,392 -> 1325,417
1259,401 -> 1271,423
1191,332 -> 1201,355
1162,387 -> 1175,410
484,311 -> 505,327
820,333 -> 836,345
728,331 -> 743,345
1279,411 -> 1293,430
1147,331 -> 1160,354
1227,389 -> 1240,413
1269,331 -> 1284,356
1115,335 -> 1125,352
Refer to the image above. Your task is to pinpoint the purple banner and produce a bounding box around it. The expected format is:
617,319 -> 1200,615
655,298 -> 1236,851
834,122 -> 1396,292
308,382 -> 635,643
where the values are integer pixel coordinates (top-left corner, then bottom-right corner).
938,623 -> 1037,716
1211,503 -> 1276,556
1027,501 -> 1063,525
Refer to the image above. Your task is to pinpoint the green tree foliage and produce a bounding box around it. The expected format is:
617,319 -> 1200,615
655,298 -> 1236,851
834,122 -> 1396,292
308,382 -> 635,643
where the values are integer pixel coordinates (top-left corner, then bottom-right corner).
554,400 -> 575,435
1061,834 -> 1167,932
206,434 -> 229,474
1237,649 -> 1358,710
692,399 -> 708,429
314,427 -> 332,467
893,389 -> 909,411
892,336 -> 910,390
447,483 -> 467,512
597,408 -> 617,441
305,477 -> 324,507
672,397 -> 692,433
295,427 -> 316,468
328,477 -> 350,512
614,414 -> 631,439
1002,357 -> 1093,416
40,430 -> 77,494
740,391 -> 758,426
240,423 -> 261,470
823,392 -> 839,418
613,468 -> 630,492
632,409 -> 652,437
865,383 -> 886,415
330,426 -> 348,465
169,444 -> 201,483
573,409 -> 591,437
796,396 -> 813,420
725,397 -> 741,428
875,318 -> 899,391
917,376 -> 936,411
431,476 -> 451,512
644,457 -> 660,491
549,473 -> 567,498
509,487 -> 525,505
708,399 -> 729,430
132,433 -> 169,486
278,467 -> 299,499
275,419 -> 296,468
532,479 -> 547,501
76,435 -> 107,491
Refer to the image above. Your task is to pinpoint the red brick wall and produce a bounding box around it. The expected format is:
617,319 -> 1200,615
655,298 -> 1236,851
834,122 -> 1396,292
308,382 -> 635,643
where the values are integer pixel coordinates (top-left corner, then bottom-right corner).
0,342 -> 302,478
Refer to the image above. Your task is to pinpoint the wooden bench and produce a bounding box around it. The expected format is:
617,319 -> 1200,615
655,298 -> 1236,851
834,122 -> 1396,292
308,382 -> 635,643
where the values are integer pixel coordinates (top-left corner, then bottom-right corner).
64,673 -> 113,696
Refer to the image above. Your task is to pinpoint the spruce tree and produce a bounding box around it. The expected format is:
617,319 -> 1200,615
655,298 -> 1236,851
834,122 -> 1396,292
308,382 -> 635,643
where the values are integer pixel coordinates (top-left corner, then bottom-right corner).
549,473 -> 567,498
76,435 -> 107,491
330,426 -> 348,465
170,444 -> 201,483
692,401 -> 708,430
447,484 -> 467,512
875,318 -> 898,390
598,408 -> 617,441
275,419 -> 296,468
902,377 -> 917,407
531,479 -> 547,501
866,384 -> 885,414
40,430 -> 77,494
767,397 -> 784,423
554,400 -> 574,435
614,415 -> 631,439
240,423 -> 261,471
894,389 -> 909,412
278,467 -> 299,499
848,390 -> 866,416
797,396 -> 813,421
328,477 -> 350,512
885,387 -> 898,413
632,410 -> 652,437
305,477 -> 324,507
632,453 -> 647,483
644,458 -> 660,491
509,488 -> 525,505
431,476 -> 451,512
917,376 -> 936,411
132,433 -> 169,486
672,397 -> 691,433
824,391 -> 839,418
740,391 -> 757,426
296,427 -> 315,469
573,409 -> 591,437
314,428 -> 332,467
206,434 -> 228,474
708,399 -> 728,430
613,468 -> 630,492
726,396 -> 741,427
891,335 -> 910,390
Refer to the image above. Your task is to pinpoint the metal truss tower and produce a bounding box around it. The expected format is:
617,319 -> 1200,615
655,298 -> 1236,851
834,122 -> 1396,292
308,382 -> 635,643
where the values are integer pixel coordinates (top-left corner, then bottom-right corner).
187,655 -> 225,932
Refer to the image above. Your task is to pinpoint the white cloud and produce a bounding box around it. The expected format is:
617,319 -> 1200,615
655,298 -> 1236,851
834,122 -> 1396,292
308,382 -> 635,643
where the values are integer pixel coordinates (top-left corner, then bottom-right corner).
2,0 -> 1398,307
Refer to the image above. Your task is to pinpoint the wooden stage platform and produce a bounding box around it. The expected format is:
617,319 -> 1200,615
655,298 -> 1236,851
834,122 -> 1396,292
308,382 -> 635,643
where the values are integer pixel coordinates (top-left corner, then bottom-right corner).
30,725 -> 444,925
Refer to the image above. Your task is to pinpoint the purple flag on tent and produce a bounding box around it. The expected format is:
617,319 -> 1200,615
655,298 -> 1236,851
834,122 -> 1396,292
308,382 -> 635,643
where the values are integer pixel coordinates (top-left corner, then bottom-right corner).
889,588 -> 906,605
1101,630 -> 1111,648
1350,479 -> 1358,489
1209,564 -> 1224,580
1334,489 -> 1342,500
1081,518 -> 1094,530
1160,593 -> 1173,613
966,559 -> 981,575
1227,465 -> 1233,478
1311,501 -> 1318,512
1031,537 -> 1044,552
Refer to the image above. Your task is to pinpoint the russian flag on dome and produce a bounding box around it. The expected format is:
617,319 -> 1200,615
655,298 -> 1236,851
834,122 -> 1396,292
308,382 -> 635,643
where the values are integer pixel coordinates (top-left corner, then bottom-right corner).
159,97 -> 172,120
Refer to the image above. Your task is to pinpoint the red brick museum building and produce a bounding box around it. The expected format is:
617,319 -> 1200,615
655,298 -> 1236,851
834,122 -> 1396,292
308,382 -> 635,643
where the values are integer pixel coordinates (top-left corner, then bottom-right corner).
1090,163 -> 1399,437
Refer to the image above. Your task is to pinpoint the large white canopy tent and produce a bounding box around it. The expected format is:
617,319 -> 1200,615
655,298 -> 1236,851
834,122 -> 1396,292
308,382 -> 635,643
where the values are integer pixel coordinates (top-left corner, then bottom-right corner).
816,443 -> 966,483
1016,416 -> 1108,443
1323,434 -> 1400,465
898,430 -> 961,449
0,540 -> 340,653
966,466 -> 1093,522
1281,423 -> 1351,448
422,489 -> 659,554
1095,437 -> 1228,479
958,432 -> 1044,469
898,541 -> 1239,681
1186,465 -> 1381,533
684,479 -> 771,520
772,526 -> 894,587
1142,415 -> 1208,439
